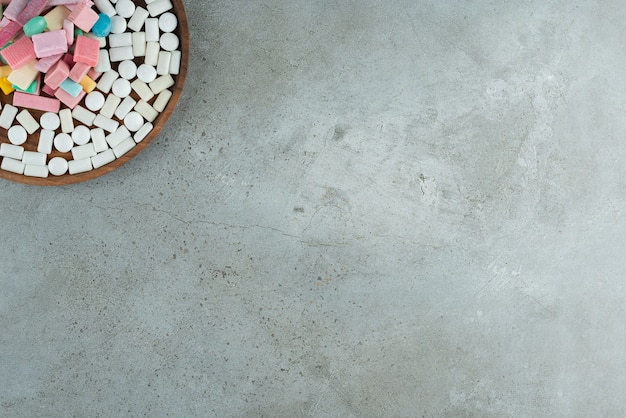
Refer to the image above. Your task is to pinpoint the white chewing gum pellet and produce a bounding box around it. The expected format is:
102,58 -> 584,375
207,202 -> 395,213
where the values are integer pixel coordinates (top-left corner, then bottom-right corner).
91,149 -> 116,168
109,33 -> 133,48
159,33 -> 179,51
94,0 -> 116,17
134,100 -> 158,122
158,12 -> 177,32
134,122 -> 153,143
127,7 -> 149,31
0,104 -> 19,129
149,74 -> 174,94
132,32 -> 146,57
109,46 -> 134,62
59,109 -> 74,133
85,91 -> 105,111
113,137 -> 135,158
71,143 -> 97,160
106,125 -> 131,148
136,64 -> 156,83
8,126 -> 27,145
156,51 -> 171,75
130,79 -> 154,101
114,96 -> 136,119
72,105 -> 97,126
144,41 -> 159,66
147,0 -> 173,17
93,114 -> 119,133
0,143 -> 24,160
48,157 -> 68,176
112,78 -> 132,98
118,60 -> 137,79
96,70 -> 119,94
91,128 -> 108,153
116,0 -> 136,18
38,129 -> 55,154
54,133 -> 73,152
124,111 -> 144,132
1,157 -> 25,174
68,158 -> 93,174
110,15 -> 127,34
40,112 -> 60,131
24,164 -> 48,178
72,125 -> 91,145
16,109 -> 40,134
95,49 -> 112,73
144,18 -> 159,42
100,94 -> 122,118
145,0 -> 158,3
169,50 -> 181,75
22,151 -> 47,166
153,89 -> 172,112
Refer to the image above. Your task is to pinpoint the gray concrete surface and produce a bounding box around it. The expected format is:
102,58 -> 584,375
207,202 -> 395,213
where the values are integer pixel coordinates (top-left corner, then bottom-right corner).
2,0 -> 626,416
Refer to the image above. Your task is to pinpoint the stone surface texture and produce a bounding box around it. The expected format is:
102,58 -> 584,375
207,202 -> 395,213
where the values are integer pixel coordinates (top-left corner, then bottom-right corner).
2,1 -> 625,416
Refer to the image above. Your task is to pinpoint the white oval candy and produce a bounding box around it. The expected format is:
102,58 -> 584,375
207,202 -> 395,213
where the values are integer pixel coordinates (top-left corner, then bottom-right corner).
124,111 -> 144,132
72,125 -> 91,145
40,112 -> 61,131
115,0 -> 135,18
112,78 -> 132,98
85,91 -> 105,111
159,33 -> 179,51
110,15 -> 127,34
48,157 -> 68,176
158,12 -> 177,32
8,125 -> 27,145
54,133 -> 73,153
118,60 -> 137,80
136,64 -> 157,83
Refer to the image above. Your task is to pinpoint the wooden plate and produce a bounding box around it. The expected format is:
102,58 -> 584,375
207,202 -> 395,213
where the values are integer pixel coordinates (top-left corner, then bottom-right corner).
0,0 -> 189,185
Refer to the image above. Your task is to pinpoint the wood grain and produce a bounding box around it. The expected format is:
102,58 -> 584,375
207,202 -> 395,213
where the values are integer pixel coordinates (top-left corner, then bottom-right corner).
0,0 -> 189,186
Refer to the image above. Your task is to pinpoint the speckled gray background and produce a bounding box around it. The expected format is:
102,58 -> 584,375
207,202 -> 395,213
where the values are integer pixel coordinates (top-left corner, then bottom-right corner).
2,0 -> 626,416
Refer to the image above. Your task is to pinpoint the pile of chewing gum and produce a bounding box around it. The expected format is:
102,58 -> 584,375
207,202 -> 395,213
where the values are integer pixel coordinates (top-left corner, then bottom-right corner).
0,0 -> 181,178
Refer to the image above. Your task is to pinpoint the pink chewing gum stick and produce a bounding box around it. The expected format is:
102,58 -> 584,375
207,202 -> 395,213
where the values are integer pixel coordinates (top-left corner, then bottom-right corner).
69,62 -> 91,82
42,84 -> 57,97
16,0 -> 50,26
55,88 -> 86,109
13,92 -> 61,113
35,53 -> 65,73
48,0 -> 93,6
44,60 -> 70,90
1,36 -> 36,69
33,30 -> 69,58
3,0 -> 29,21
87,68 -> 102,81
67,3 -> 99,32
0,21 -> 23,49
73,36 -> 99,66
62,53 -> 74,67
0,0 -> 48,47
